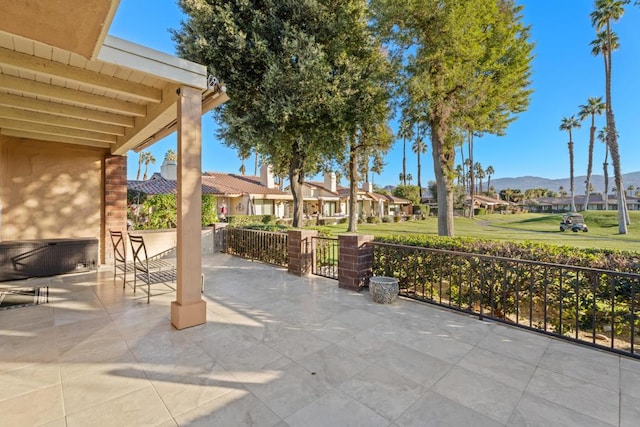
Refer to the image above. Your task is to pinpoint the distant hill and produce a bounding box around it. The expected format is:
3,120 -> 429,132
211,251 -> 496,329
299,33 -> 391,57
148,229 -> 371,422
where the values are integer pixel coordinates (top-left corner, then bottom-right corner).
379,171 -> 640,196
490,171 -> 640,194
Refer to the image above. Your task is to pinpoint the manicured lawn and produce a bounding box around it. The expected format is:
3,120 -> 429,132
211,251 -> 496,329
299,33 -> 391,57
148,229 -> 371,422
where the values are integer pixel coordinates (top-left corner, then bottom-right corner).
318,211 -> 640,252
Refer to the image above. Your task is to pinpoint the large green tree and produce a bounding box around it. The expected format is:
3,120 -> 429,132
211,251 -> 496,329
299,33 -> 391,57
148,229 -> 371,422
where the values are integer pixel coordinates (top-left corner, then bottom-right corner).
173,0 -> 368,227
559,115 -> 580,212
591,0 -> 628,233
372,0 -> 533,236
334,1 -> 394,233
578,97 -> 605,211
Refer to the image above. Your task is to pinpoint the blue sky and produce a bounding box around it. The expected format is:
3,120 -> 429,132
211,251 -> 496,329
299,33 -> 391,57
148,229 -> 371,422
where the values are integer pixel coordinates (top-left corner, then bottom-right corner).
109,0 -> 640,187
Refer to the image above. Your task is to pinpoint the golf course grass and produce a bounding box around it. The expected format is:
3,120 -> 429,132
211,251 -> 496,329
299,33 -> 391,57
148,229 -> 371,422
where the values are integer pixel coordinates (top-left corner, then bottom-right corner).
318,211 -> 640,252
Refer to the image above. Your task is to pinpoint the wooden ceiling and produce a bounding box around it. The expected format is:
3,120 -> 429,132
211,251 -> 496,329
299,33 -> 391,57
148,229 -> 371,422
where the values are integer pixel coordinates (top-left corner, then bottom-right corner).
0,0 -> 226,155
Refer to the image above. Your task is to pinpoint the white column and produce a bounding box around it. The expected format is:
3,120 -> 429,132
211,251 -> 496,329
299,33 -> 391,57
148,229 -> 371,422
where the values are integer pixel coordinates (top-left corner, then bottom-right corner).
171,85 -> 206,329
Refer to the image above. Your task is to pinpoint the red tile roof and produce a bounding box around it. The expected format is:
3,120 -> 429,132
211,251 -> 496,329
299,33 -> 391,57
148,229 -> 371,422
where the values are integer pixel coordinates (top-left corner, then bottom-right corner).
129,172 -> 291,198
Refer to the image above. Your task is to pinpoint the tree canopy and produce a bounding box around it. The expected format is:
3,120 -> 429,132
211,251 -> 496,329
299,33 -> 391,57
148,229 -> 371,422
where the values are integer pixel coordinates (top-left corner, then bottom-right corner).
372,0 -> 533,236
173,0 -> 387,226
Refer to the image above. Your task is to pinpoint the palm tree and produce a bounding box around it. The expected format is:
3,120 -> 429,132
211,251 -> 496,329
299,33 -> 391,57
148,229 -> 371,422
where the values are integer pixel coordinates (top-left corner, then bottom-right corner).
559,116 -> 580,212
406,173 -> 413,186
136,151 -> 144,180
142,152 -> 156,180
398,120 -> 412,186
412,135 -> 427,200
578,97 -> 605,211
598,128 -> 612,209
398,172 -> 406,184
164,149 -> 177,162
455,164 -> 465,188
591,0 -> 628,233
474,162 -> 485,194
370,153 -> 385,185
485,166 -> 494,192
254,150 -> 259,176
559,185 -> 567,197
627,185 -> 635,196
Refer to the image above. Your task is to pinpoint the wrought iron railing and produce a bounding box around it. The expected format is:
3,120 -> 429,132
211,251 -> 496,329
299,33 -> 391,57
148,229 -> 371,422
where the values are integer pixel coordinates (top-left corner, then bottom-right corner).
312,236 -> 338,279
372,241 -> 640,359
222,228 -> 288,267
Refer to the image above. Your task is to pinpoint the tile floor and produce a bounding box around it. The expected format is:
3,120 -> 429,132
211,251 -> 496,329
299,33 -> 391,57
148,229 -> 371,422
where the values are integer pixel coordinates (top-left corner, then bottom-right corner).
0,253 -> 638,426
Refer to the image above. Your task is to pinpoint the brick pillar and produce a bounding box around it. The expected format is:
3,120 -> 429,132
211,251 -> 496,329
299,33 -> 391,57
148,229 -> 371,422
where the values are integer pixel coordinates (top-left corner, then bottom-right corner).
103,155 -> 127,265
288,229 -> 318,276
338,234 -> 374,291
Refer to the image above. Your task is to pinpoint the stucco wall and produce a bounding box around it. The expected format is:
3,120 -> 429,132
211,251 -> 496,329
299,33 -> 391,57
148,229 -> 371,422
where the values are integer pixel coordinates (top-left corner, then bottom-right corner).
0,136 -> 106,242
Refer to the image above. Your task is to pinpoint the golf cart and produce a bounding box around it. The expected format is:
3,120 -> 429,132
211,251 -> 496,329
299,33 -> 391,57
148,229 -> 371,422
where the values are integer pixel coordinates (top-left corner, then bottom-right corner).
560,213 -> 588,232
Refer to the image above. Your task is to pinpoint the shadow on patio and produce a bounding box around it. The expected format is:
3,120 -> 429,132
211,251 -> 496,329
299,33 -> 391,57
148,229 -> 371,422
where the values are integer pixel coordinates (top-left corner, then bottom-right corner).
0,253 -> 638,426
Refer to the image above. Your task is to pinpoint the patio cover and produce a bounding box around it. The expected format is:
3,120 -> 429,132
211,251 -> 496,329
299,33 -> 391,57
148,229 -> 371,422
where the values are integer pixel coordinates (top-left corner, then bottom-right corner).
0,0 -> 229,329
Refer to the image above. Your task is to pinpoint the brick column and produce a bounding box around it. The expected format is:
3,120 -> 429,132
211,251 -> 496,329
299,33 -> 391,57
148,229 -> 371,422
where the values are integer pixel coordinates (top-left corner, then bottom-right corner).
338,234 -> 374,291
103,155 -> 127,265
288,229 -> 318,276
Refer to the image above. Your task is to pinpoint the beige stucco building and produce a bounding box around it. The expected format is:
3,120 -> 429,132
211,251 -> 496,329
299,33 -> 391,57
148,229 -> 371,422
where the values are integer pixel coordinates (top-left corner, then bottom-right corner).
0,0 -> 228,329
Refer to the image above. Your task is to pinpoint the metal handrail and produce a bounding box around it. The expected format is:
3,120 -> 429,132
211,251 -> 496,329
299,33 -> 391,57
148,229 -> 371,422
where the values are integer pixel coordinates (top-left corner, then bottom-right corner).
372,241 -> 640,359
222,228 -> 288,267
312,236 -> 338,279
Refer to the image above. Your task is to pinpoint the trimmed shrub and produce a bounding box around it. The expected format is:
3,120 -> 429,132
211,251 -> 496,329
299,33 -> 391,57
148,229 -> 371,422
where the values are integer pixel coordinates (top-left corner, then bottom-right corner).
382,215 -> 393,223
373,234 -> 640,272
393,215 -> 402,223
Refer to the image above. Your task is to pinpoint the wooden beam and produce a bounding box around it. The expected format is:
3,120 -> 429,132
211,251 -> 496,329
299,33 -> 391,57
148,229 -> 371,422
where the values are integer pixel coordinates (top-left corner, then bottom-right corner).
0,74 -> 146,116
0,46 -> 162,103
1,129 -> 111,149
0,117 -> 116,143
0,92 -> 135,127
0,105 -> 124,135
111,84 -> 179,155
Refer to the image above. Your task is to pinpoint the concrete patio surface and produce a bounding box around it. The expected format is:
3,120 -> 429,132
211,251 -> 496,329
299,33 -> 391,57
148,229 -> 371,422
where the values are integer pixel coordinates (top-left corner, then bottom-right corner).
0,253 -> 638,426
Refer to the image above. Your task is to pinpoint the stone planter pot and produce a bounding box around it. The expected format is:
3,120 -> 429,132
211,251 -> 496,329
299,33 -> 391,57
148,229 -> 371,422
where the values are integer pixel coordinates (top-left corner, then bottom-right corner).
369,276 -> 399,304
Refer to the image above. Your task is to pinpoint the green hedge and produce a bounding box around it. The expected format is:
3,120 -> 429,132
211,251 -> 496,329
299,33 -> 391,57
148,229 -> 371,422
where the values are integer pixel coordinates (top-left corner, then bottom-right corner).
132,194 -> 217,229
373,234 -> 640,273
372,234 -> 640,342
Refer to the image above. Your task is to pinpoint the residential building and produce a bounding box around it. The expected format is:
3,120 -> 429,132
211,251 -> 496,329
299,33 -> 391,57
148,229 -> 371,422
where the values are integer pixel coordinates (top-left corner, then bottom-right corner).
129,162 -> 293,219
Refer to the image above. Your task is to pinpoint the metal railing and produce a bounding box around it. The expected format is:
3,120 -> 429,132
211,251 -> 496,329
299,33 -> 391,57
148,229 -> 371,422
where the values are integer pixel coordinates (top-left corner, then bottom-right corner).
372,241 -> 640,359
222,228 -> 288,267
312,236 -> 338,279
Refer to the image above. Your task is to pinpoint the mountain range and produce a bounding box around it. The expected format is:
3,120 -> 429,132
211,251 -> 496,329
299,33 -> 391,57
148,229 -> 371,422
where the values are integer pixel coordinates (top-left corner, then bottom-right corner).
381,171 -> 640,196
489,171 -> 640,194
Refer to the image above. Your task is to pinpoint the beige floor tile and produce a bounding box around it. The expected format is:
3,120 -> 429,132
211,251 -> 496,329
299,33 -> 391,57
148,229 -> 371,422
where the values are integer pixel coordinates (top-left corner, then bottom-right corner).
62,361 -> 150,415
216,342 -> 292,383
66,385 -> 172,427
539,339 -> 620,391
174,388 -> 280,426
147,355 -> 239,416
296,344 -> 370,387
525,367 -> 619,426
0,254 -> 636,426
432,366 -> 522,424
457,346 -> 537,390
244,362 -> 333,418
0,362 -> 61,401
509,393 -> 615,427
338,365 -> 426,421
284,388 -> 389,427
396,391 -> 503,427
0,384 -> 64,426
477,324 -> 551,365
